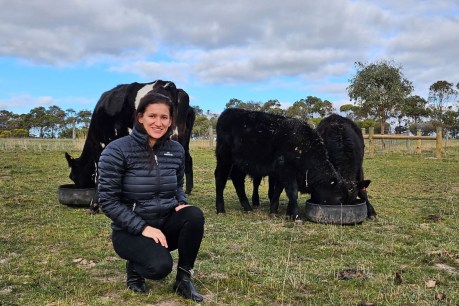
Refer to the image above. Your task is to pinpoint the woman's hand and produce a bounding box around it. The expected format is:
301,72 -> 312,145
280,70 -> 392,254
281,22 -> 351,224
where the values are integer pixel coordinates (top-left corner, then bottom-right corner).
175,203 -> 191,211
142,226 -> 168,248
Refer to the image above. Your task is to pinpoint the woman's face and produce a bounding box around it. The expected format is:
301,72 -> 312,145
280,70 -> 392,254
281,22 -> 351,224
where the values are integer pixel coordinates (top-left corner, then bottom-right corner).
138,102 -> 172,145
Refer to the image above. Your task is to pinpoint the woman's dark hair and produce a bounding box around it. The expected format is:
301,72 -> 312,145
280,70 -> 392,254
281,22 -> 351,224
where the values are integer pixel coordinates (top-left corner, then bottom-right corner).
134,91 -> 175,147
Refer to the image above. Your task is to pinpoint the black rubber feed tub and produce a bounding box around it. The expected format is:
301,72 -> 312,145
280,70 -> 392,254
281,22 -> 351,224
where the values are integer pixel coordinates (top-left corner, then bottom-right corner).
58,184 -> 96,207
305,199 -> 367,225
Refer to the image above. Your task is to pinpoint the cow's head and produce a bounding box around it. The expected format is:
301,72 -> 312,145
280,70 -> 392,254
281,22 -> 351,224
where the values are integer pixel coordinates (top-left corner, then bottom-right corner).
309,174 -> 371,205
65,152 -> 97,188
307,165 -> 352,205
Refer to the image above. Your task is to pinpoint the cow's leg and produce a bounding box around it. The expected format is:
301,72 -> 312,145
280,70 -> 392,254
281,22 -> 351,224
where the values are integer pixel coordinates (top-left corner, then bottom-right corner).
283,179 -> 300,221
359,189 -> 376,219
230,167 -> 252,212
214,152 -> 232,214
268,175 -> 275,202
269,178 -> 284,215
357,168 -> 377,219
88,188 -> 100,214
185,152 -> 193,194
251,176 -> 262,207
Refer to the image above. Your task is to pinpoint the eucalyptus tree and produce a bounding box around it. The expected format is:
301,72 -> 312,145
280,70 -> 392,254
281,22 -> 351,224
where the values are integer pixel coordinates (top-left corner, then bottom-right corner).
76,110 -> 92,129
285,100 -> 310,121
46,105 -> 66,138
260,99 -> 284,115
225,98 -> 261,111
28,106 -> 48,138
347,60 -> 413,134
0,110 -> 14,130
66,108 -> 77,139
428,80 -> 458,127
401,95 -> 430,125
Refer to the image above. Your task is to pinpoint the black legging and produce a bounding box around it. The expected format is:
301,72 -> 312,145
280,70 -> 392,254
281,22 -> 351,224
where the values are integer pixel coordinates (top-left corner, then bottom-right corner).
111,206 -> 204,280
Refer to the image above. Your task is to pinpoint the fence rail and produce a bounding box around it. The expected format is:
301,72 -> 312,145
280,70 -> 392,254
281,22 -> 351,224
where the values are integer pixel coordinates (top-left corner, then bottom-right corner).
363,127 -> 443,158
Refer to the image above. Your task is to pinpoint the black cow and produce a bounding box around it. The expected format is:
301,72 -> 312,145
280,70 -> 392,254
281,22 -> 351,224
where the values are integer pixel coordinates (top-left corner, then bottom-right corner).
215,108 -> 356,219
316,114 -> 377,219
65,80 -> 195,211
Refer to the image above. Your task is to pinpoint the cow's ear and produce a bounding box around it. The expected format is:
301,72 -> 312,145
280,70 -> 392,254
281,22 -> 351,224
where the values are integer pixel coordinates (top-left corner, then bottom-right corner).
357,180 -> 371,189
65,152 -> 74,165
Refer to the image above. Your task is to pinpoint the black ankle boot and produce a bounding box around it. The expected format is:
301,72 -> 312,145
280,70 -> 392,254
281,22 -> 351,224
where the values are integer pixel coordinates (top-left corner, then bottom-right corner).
173,267 -> 203,302
126,261 -> 147,293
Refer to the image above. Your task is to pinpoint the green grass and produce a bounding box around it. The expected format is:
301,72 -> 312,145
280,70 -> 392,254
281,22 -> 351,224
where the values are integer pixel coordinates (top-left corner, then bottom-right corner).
0,141 -> 458,305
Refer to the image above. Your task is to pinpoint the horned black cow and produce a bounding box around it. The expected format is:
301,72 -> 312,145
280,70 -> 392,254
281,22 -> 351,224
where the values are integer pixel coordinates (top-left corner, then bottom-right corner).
316,114 -> 377,219
214,108 -> 355,219
65,80 -> 195,211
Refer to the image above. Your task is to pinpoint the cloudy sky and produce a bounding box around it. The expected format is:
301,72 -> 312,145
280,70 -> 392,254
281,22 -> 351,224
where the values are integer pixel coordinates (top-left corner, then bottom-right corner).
1,0 -> 458,115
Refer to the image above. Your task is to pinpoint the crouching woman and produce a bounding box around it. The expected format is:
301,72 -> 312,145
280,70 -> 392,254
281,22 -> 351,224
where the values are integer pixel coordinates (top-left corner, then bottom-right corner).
97,91 -> 205,302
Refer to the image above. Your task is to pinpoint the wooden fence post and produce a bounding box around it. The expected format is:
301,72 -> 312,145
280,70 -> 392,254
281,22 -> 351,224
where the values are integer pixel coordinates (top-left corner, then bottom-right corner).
369,127 -> 375,157
208,126 -> 214,148
435,127 -> 442,158
416,130 -> 422,155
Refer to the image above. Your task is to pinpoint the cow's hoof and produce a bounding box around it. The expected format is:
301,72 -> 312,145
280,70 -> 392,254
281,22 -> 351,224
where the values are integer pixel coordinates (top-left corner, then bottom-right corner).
86,208 -> 99,215
367,214 -> 377,220
244,210 -> 253,214
285,214 -> 303,222
216,210 -> 226,214
294,217 -> 304,224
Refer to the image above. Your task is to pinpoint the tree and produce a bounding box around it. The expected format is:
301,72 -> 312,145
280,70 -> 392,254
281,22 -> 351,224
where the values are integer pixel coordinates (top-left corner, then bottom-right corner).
347,60 -> 413,134
0,110 -> 14,131
260,99 -> 284,115
428,80 -> 458,128
66,108 -> 77,139
401,95 -> 430,125
77,110 -> 92,129
29,106 -> 48,138
225,98 -> 261,111
285,100 -> 309,120
46,105 -> 65,138
339,104 -> 354,118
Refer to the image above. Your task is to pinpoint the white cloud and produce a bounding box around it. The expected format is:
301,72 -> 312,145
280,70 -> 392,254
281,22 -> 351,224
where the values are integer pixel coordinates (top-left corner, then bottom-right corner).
0,0 -> 458,109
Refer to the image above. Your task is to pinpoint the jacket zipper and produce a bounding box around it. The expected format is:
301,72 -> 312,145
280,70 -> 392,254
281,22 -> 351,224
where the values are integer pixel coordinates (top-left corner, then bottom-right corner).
155,153 -> 160,185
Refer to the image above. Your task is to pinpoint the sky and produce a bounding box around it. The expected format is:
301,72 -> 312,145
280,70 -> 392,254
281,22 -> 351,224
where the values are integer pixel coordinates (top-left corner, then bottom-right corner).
1,0 -> 458,115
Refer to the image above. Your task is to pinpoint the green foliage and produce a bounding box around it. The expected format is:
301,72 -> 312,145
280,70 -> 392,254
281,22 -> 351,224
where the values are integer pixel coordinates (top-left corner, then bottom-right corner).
0,106 -> 92,139
428,80 -> 458,127
347,60 -> 413,134
1,142 -> 458,305
0,129 -> 29,138
400,95 -> 430,125
0,130 -> 12,138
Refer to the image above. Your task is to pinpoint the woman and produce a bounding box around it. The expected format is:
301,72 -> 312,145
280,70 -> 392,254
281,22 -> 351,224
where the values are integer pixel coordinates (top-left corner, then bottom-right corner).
98,91 -> 204,302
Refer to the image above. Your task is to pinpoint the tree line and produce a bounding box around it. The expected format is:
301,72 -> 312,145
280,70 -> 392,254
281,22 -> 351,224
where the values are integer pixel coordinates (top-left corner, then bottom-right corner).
1,60 -> 459,139
192,60 -> 459,139
0,106 -> 92,138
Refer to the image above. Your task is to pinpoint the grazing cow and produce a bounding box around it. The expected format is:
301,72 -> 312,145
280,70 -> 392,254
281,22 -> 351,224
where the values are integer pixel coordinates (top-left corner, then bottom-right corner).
65,80 -> 195,211
215,108 -> 355,219
316,114 -> 377,219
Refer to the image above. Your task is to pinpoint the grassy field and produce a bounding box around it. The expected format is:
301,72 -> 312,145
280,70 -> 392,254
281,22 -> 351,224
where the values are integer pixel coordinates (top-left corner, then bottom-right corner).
0,139 -> 458,305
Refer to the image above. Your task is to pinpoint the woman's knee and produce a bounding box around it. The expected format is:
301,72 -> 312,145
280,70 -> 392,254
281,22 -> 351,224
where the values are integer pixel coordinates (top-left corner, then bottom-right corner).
184,206 -> 205,227
141,259 -> 173,280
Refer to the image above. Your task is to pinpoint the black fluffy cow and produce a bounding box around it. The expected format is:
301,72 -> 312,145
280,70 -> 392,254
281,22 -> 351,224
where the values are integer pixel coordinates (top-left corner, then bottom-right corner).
65,80 -> 195,211
316,114 -> 377,219
215,108 -> 356,219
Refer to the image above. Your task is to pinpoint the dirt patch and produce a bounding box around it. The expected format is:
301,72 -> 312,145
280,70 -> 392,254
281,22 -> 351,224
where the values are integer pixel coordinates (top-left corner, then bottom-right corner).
434,263 -> 459,275
337,268 -> 368,280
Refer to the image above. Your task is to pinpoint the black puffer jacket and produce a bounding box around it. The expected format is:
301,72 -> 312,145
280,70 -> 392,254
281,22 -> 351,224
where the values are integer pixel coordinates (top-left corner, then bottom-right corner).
98,127 -> 187,234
